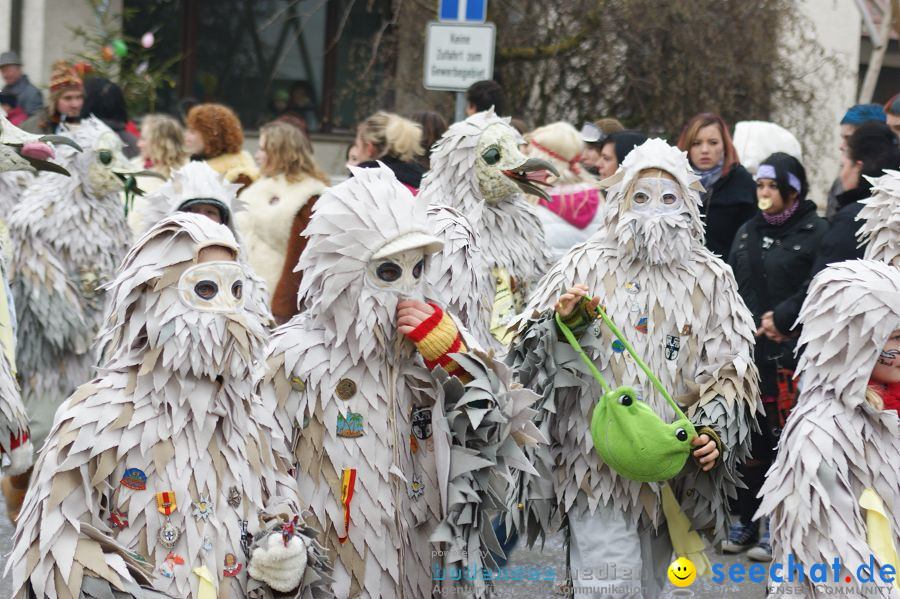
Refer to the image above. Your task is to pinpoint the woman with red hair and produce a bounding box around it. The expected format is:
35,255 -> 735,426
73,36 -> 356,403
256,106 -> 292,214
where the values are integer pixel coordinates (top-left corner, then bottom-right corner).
677,112 -> 757,257
184,103 -> 258,190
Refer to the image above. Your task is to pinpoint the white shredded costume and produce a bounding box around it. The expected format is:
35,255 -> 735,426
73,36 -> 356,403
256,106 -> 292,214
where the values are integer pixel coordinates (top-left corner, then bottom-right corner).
857,169 -> 900,267
756,259 -> 900,598
6,213 -> 333,599
506,139 -> 760,598
131,161 -> 274,326
260,165 -> 544,598
7,117 -> 136,454
419,110 -> 555,352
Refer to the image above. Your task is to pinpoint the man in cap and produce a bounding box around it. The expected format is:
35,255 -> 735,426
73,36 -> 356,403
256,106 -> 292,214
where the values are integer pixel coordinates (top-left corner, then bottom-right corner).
0,51 -> 42,116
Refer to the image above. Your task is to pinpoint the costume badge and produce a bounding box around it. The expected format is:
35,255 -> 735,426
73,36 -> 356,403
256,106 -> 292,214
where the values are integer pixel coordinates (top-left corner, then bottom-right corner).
192,495 -> 214,520
157,491 -> 179,548
202,536 -> 213,553
337,411 -> 365,437
158,552 -> 184,578
227,486 -> 242,508
109,510 -> 129,530
411,408 -> 433,440
126,550 -> 149,564
625,281 -> 641,294
335,378 -> 357,400
665,335 -> 680,360
120,468 -> 147,490
611,340 -> 625,353
158,520 -> 180,548
408,474 -> 425,500
78,265 -> 101,299
239,519 -> 252,558
290,376 -> 305,392
635,316 -> 648,334
223,553 -> 242,577
680,324 -> 692,336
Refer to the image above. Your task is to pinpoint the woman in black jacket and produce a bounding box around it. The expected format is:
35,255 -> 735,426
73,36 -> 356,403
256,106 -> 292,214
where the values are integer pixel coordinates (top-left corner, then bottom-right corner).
677,112 -> 757,257
725,152 -> 828,561
759,122 -> 900,340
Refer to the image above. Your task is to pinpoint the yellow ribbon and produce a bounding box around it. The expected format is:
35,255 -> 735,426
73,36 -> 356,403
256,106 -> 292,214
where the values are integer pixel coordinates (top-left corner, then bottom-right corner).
489,266 -> 519,345
859,487 -> 900,590
193,565 -> 216,599
661,483 -> 712,577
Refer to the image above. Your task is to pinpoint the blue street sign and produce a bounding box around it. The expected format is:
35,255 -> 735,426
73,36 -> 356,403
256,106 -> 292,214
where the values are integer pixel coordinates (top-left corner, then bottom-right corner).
438,0 -> 487,23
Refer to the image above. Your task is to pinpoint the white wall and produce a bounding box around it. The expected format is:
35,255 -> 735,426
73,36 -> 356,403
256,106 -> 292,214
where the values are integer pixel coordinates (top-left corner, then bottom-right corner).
0,0 -> 11,53
15,0 -> 122,92
777,0 -> 861,206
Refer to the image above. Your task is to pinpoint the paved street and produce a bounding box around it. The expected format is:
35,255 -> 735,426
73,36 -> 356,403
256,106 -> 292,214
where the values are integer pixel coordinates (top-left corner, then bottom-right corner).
0,492 -> 764,598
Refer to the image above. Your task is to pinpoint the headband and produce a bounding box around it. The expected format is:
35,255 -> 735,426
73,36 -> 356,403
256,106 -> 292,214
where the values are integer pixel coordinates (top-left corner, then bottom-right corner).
756,164 -> 801,193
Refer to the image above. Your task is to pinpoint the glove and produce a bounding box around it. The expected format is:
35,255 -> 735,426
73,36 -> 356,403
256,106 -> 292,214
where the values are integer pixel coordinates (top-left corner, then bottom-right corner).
4,430 -> 32,475
247,532 -> 309,593
404,303 -> 470,381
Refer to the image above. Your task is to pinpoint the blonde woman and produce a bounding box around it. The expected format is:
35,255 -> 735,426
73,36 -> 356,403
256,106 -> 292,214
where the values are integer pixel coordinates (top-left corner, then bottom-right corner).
128,114 -> 188,235
352,110 -> 425,192
236,121 -> 329,323
525,121 -> 604,260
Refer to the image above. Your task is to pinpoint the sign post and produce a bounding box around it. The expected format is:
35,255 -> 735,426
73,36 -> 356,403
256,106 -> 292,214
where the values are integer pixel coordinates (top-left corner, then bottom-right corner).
426,0 -> 494,123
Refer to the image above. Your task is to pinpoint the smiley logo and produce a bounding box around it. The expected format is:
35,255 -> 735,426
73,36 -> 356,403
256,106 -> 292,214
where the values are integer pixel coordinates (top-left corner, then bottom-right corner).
668,557 -> 696,587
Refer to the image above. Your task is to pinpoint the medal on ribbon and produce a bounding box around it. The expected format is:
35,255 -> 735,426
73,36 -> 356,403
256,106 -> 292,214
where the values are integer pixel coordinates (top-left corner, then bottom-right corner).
156,491 -> 180,548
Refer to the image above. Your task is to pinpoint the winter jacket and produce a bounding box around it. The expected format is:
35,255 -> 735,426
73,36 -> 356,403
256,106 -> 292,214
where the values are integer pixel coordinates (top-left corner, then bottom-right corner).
536,182 -> 603,261
20,107 -> 61,135
1,75 -> 42,116
771,186 -> 870,335
701,163 -> 757,257
358,155 -> 425,192
197,151 -> 259,191
728,200 -> 828,395
234,174 -> 327,308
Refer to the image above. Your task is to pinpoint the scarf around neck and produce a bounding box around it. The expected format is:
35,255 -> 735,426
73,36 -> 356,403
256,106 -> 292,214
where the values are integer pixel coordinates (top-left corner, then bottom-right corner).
761,198 -> 800,226
695,159 -> 724,191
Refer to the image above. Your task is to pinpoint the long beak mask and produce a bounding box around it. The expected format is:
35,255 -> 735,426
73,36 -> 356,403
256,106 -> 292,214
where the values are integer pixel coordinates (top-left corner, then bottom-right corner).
109,151 -> 166,196
502,157 -> 559,202
0,115 -> 83,176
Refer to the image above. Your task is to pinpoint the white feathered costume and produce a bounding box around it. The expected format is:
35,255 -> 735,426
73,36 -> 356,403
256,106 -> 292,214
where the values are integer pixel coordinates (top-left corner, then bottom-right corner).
857,169 -> 900,267
419,110 -> 556,351
8,117 -> 136,454
756,259 -> 900,598
260,165 -> 544,598
124,161 -> 273,325
7,213 -> 333,599
506,139 -> 759,594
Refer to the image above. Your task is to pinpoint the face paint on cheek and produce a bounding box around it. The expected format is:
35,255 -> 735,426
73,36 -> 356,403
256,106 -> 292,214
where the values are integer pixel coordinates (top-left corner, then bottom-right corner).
878,349 -> 900,366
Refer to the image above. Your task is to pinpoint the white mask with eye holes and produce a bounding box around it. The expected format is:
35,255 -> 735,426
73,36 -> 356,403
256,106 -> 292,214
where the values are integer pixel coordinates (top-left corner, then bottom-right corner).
365,249 -> 427,299
628,177 -> 684,217
177,261 -> 246,313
